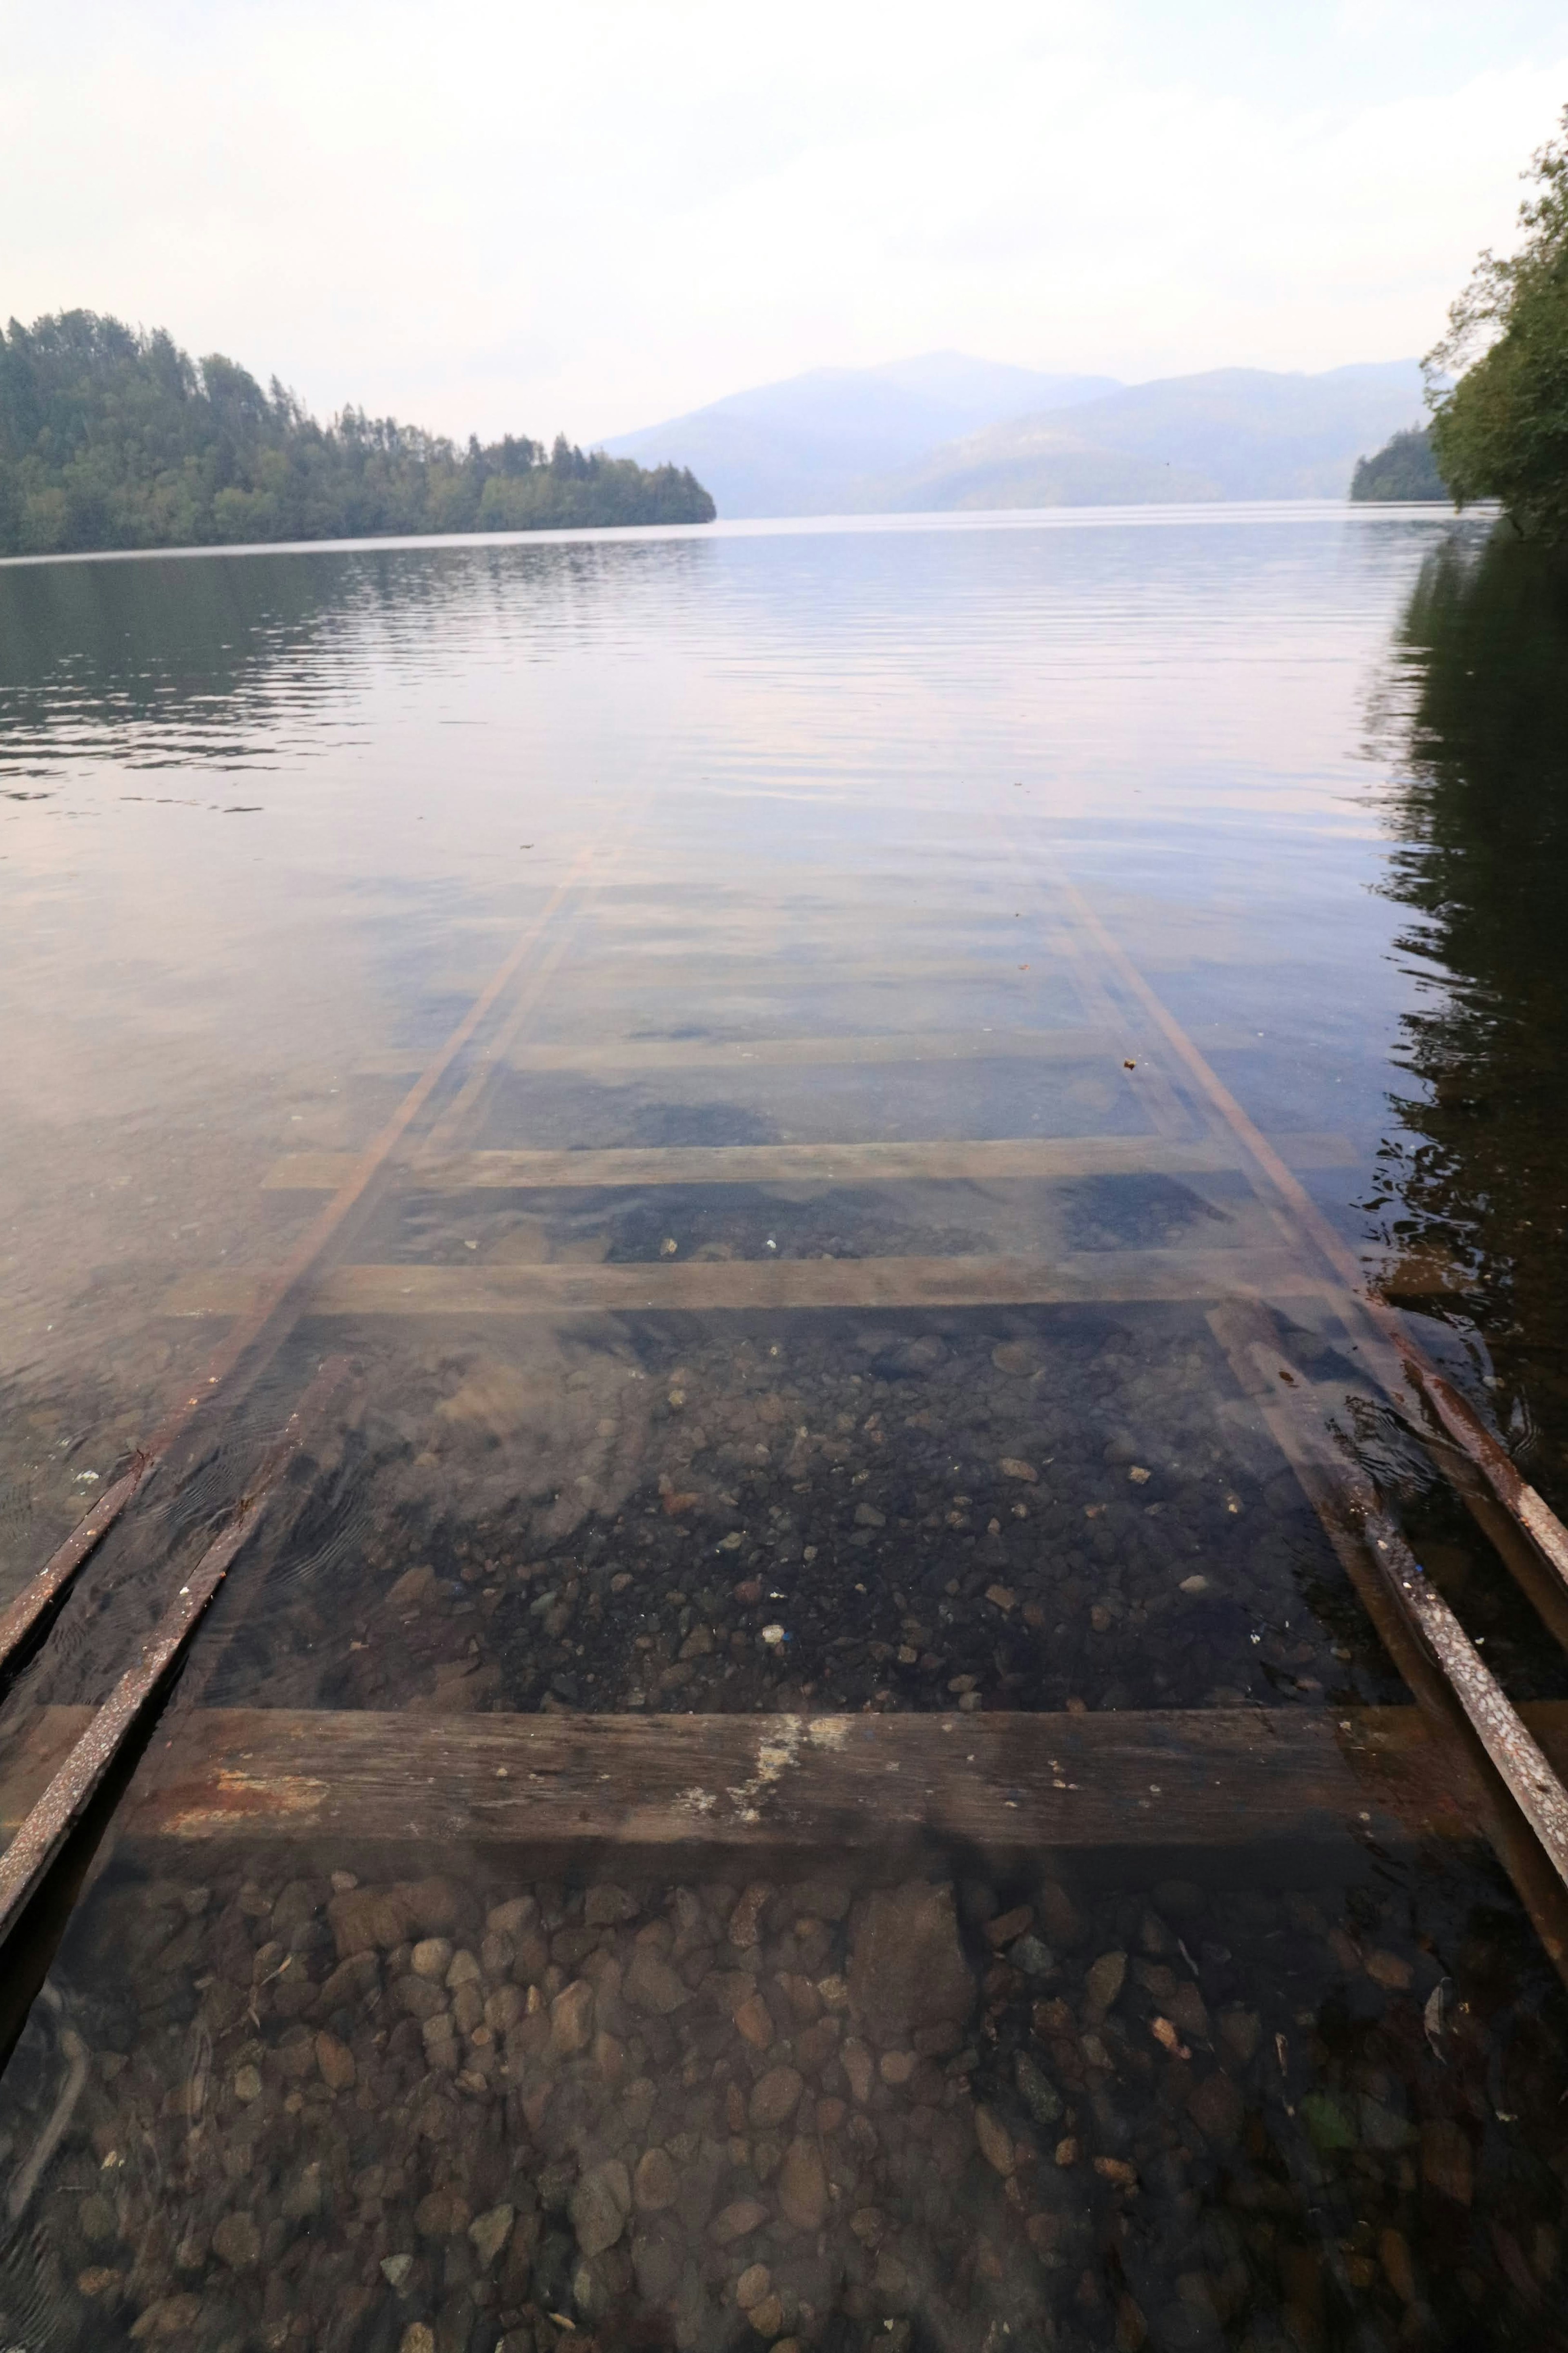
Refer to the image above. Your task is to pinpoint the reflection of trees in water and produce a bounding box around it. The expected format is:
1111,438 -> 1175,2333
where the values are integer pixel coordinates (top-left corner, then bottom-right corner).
0,535 -> 713,775
1371,526 -> 1568,1499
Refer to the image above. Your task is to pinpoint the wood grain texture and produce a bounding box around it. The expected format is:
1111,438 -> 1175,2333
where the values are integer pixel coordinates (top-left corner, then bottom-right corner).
263,1133 -> 1358,1193
6,1702 -> 1558,1872
163,1249 -> 1337,1321
352,1027 -> 1130,1079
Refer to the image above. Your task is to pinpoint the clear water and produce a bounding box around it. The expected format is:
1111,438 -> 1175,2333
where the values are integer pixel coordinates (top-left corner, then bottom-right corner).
1,506 -> 1566,2350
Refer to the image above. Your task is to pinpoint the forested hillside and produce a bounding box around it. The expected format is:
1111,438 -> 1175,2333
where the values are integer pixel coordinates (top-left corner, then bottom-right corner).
1350,425 -> 1450,501
0,312 -> 715,556
1428,107 -> 1568,539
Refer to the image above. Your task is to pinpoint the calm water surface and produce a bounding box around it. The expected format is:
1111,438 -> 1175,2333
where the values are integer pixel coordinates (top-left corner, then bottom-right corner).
1,507 -> 1567,2351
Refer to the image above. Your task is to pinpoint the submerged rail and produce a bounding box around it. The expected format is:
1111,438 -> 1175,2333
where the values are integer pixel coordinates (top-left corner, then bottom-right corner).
7,856 -> 1568,2007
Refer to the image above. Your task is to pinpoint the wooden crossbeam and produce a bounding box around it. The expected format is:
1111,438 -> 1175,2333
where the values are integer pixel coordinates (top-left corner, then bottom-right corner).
262,1133 -> 1358,1193
351,1027 -> 1137,1080
163,1249 -> 1336,1321
6,1703 -> 1557,1872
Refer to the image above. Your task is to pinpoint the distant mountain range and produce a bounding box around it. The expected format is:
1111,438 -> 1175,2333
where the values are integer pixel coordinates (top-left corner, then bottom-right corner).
606,353 -> 1428,517
605,353 -> 1119,518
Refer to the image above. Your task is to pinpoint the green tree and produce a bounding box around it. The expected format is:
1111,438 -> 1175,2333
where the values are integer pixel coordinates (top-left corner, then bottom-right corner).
1425,106 -> 1568,537
0,311 -> 716,555
1349,425 -> 1449,502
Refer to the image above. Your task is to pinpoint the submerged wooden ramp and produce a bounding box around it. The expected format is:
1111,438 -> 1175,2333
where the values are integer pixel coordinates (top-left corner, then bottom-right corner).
5,1701 -> 1561,1878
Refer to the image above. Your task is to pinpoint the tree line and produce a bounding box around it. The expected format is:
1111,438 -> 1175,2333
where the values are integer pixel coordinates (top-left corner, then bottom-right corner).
0,311 -> 715,556
1352,106 -> 1568,528
1422,106 -> 1568,538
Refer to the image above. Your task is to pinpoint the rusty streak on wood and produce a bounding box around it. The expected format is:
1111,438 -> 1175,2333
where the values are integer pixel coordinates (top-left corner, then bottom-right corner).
163,1249 -> 1336,1322
2,1702 -> 1554,1869
262,1133 -> 1357,1194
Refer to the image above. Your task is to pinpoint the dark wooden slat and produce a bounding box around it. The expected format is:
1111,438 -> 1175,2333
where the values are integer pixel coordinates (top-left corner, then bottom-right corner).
3,1700 -> 1551,1872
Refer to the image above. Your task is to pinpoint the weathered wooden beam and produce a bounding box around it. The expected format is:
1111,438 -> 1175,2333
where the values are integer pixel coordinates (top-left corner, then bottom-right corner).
163,1249 -> 1336,1321
4,1702 -> 1548,1873
262,1133 -> 1357,1193
352,1027 -> 1136,1079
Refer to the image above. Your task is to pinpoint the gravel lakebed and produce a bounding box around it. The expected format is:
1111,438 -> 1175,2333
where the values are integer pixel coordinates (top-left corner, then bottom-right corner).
2,1852 -> 1566,2352
219,1309 -> 1419,1725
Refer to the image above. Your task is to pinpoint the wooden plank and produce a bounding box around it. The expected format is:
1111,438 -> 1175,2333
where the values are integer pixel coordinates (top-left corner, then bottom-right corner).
263,1132 -> 1358,1193
163,1249 -> 1337,1322
504,1027 -> 1123,1072
16,1700 -> 1560,1871
352,1028 -> 1126,1079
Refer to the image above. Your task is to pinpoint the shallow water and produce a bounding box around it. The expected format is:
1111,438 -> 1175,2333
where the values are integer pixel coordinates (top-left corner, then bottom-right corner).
2,506 -> 1568,2349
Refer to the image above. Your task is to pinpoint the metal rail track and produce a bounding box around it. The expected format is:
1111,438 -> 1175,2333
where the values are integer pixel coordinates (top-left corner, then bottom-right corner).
6,854 -> 1568,1998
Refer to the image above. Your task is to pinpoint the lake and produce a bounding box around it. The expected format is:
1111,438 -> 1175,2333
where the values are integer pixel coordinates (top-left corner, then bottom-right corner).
1,504 -> 1566,2350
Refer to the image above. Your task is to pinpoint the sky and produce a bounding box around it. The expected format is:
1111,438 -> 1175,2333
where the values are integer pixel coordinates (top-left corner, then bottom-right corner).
3,0 -> 1566,444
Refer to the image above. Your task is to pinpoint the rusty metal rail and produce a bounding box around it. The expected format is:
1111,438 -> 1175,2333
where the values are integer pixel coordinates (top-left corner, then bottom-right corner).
0,1364 -> 341,1952
0,833 -> 622,1689
1060,877 -> 1568,1614
9,827 -> 1568,2012
1042,875 -> 1568,1969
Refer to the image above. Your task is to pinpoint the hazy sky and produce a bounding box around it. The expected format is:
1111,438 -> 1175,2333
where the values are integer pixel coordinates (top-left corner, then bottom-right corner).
5,1 -> 1566,443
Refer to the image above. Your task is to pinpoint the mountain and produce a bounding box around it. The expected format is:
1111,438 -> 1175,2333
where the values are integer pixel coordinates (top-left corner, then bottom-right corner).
859,362 -> 1428,510
604,352 -> 1121,518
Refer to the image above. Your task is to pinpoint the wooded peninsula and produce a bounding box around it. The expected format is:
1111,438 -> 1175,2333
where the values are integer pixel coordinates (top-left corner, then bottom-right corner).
0,312 -> 715,557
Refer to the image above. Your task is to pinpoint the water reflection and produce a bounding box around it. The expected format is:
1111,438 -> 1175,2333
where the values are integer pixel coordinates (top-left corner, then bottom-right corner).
1370,531 -> 1568,1520
4,511 -> 1568,2349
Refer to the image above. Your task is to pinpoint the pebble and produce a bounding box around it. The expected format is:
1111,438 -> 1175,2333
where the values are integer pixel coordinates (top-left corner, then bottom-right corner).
1085,1948 -> 1127,2011
314,2030 -> 355,2090
974,2105 -> 1016,2175
570,2161 -> 631,2256
8,1838 -> 1558,2353
749,2063 -> 804,2127
624,1946 -> 689,2014
777,2137 -> 829,2230
711,2198 -> 768,2245
211,2212 -> 259,2270
633,2146 -> 678,2212
847,1879 -> 973,2041
548,1977 -> 595,2054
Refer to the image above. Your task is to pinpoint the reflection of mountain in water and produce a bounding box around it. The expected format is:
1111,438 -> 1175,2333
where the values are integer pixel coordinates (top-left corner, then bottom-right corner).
1371,528 -> 1568,1504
